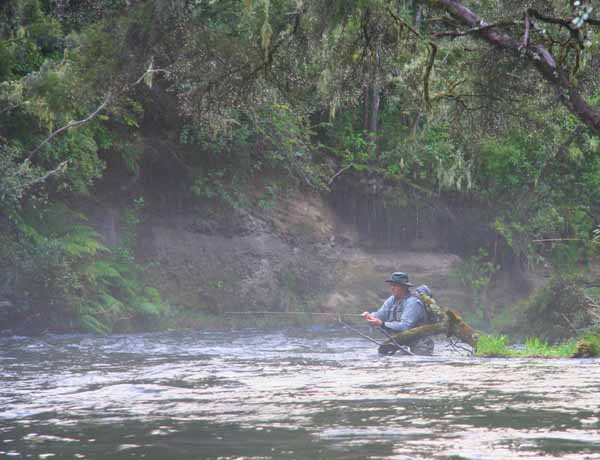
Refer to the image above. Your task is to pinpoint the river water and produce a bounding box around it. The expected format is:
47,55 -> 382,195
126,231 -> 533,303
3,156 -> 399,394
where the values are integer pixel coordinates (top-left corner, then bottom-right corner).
1,329 -> 599,460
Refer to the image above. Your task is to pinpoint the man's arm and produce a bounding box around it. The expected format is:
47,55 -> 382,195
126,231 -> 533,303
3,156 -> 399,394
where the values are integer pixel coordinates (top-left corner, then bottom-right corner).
361,296 -> 393,327
371,296 -> 393,320
381,298 -> 424,332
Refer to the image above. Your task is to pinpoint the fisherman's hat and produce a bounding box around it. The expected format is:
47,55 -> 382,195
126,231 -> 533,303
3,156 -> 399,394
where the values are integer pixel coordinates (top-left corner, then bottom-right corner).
385,272 -> 413,286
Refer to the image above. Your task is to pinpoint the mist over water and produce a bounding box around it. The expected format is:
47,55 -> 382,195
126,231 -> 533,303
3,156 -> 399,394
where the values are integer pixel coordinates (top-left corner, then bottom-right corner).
1,330 -> 599,459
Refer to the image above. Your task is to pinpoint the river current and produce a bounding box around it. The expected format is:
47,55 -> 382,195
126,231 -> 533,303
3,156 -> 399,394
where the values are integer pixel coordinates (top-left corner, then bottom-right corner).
1,329 -> 599,459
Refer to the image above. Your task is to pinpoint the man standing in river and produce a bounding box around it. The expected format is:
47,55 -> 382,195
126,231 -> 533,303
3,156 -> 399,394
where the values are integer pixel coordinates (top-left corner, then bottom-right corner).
362,272 -> 434,355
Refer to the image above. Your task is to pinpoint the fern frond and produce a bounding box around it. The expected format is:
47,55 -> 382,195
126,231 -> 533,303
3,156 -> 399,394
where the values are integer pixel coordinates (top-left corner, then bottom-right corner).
60,225 -> 108,257
100,293 -> 125,314
80,314 -> 111,334
137,301 -> 165,316
84,261 -> 122,283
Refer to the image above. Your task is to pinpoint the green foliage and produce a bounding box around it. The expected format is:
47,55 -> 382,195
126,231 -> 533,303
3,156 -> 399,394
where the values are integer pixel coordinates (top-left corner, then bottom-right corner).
576,332 -> 600,357
506,274 -> 593,342
450,249 -> 499,298
2,0 -> 600,336
191,170 -> 250,209
522,337 -> 577,358
475,334 -> 577,358
449,248 -> 499,326
474,334 -> 512,358
1,203 -> 167,333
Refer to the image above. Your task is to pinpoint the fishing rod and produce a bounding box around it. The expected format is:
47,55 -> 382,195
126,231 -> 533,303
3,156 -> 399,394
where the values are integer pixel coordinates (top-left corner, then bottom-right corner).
337,317 -> 414,355
376,325 -> 414,356
336,316 -> 385,346
224,311 -> 364,317
225,310 -> 413,355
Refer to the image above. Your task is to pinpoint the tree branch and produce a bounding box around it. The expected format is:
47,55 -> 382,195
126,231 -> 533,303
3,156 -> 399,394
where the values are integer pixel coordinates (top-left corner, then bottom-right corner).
522,11 -> 530,49
26,61 -> 169,161
26,93 -> 113,161
532,238 -> 600,245
423,42 -> 438,108
432,0 -> 600,133
22,160 -> 69,189
527,8 -> 583,48
432,21 -> 518,38
387,8 -> 438,109
328,164 -> 353,186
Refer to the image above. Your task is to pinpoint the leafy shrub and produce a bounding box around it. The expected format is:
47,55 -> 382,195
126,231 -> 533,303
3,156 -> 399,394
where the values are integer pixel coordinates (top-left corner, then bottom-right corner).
507,274 -> 591,342
449,248 -> 499,327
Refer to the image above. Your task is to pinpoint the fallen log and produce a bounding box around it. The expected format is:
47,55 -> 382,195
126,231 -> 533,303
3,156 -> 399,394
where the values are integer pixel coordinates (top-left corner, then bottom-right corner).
380,307 -> 480,351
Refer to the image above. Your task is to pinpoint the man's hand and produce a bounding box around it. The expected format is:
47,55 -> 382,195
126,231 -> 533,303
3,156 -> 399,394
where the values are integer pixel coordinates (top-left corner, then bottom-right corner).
362,311 -> 383,327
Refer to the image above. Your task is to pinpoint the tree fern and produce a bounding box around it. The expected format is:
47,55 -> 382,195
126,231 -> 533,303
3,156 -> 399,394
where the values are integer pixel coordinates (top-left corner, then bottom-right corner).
59,224 -> 108,257
137,301 -> 165,316
84,261 -> 122,284
10,201 -> 168,333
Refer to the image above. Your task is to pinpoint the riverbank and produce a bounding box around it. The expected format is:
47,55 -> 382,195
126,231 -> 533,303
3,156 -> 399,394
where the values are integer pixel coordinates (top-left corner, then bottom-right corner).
2,182 -> 599,342
0,184 -> 526,335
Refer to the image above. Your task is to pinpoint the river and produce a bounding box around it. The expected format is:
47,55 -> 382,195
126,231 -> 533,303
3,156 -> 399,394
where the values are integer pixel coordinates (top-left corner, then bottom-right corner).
1,329 -> 599,459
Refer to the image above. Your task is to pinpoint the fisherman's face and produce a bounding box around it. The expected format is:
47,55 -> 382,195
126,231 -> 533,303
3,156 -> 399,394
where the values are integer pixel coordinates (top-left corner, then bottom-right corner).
390,283 -> 407,298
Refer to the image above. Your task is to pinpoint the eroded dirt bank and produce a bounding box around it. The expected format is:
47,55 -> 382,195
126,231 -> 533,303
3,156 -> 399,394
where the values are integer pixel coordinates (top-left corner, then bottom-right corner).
135,188 -> 531,321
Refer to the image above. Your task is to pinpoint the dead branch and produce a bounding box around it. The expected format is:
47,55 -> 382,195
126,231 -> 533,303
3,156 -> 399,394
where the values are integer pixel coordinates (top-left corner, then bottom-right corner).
560,312 -> 578,334
381,307 -> 480,350
532,238 -> 600,244
328,164 -> 353,186
582,291 -> 600,310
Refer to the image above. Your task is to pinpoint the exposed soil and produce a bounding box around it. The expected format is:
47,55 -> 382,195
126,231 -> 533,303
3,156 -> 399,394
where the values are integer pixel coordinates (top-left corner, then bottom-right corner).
133,187 -> 532,324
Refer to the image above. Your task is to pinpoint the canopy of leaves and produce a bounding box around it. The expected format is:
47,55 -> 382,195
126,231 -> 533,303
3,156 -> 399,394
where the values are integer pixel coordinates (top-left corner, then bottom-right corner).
0,0 -> 599,331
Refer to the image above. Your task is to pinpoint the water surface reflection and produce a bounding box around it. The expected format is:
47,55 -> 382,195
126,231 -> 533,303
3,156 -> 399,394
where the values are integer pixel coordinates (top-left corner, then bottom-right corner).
1,330 -> 599,459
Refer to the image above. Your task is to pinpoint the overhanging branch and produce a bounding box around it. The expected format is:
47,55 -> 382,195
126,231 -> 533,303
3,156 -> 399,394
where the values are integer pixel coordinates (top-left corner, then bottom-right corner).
527,8 -> 583,48
432,0 -> 600,133
26,93 -> 113,161
432,20 -> 518,38
26,61 -> 169,160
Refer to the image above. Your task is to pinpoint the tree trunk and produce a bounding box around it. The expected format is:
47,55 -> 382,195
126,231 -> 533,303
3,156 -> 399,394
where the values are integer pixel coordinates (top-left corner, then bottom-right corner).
363,85 -> 370,131
368,85 -> 380,133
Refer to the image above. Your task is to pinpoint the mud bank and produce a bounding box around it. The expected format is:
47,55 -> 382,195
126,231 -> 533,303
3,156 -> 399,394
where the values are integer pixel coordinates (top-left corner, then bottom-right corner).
133,187 -> 530,322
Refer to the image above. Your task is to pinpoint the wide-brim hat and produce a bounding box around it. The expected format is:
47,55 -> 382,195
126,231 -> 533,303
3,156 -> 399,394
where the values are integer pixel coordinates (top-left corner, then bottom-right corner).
385,272 -> 413,286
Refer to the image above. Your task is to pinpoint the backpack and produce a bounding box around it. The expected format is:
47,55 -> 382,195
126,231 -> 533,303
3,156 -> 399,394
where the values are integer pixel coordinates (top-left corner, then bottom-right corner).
415,284 -> 444,324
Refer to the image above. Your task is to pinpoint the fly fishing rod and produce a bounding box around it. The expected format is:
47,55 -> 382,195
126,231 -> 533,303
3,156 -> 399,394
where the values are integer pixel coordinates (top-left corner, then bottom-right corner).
336,316 -> 384,346
225,311 -> 413,355
224,311 -> 364,317
225,311 -> 382,344
376,325 -> 414,356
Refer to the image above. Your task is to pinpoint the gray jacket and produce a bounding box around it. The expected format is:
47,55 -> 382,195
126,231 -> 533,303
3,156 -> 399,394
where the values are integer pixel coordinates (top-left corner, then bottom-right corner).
371,293 -> 427,332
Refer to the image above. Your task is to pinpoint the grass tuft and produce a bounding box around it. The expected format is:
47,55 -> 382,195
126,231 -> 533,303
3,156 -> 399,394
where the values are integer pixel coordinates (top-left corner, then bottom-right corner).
474,334 -> 513,357
475,334 -> 579,358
